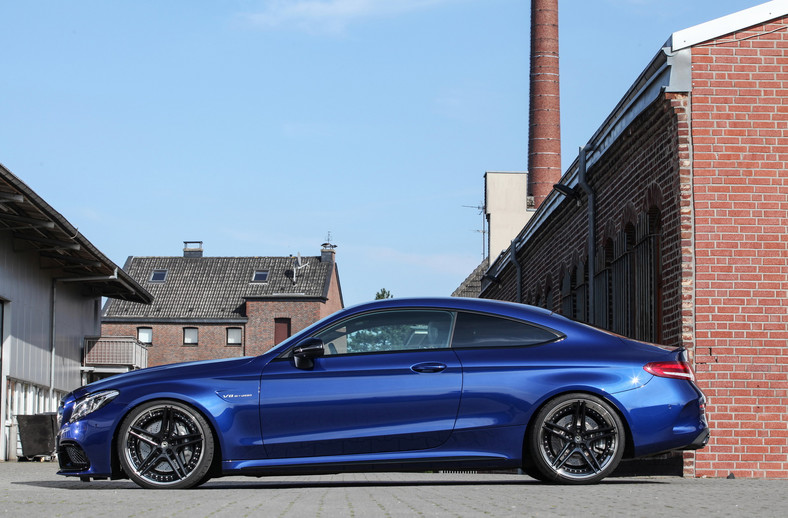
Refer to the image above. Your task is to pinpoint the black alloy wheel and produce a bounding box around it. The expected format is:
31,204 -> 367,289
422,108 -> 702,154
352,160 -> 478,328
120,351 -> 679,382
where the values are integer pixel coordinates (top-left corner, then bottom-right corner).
118,400 -> 214,489
526,393 -> 624,484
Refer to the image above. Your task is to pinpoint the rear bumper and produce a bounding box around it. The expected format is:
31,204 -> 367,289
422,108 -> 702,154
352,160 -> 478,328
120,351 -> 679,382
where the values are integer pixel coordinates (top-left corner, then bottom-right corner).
614,376 -> 709,457
681,426 -> 710,451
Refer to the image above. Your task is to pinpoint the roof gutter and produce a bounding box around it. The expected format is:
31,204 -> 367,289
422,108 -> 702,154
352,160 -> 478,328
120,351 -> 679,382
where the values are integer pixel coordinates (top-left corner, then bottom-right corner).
1,164 -> 153,305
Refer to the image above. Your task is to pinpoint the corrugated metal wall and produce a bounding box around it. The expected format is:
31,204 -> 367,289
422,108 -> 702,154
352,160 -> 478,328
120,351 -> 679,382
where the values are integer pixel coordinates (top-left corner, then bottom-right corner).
1,231 -> 98,402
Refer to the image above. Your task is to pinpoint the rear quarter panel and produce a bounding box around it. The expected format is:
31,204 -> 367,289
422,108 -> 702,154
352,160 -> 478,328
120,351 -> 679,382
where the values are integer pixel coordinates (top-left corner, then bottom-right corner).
452,338 -> 654,433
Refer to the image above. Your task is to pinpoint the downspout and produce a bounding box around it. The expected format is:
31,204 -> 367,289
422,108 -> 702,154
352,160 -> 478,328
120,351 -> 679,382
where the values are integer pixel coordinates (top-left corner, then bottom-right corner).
577,146 -> 596,325
49,279 -> 57,407
510,241 -> 523,303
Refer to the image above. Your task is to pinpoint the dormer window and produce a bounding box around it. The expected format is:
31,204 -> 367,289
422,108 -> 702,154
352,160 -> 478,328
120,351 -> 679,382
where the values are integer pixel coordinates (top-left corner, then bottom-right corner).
252,270 -> 269,283
150,269 -> 168,283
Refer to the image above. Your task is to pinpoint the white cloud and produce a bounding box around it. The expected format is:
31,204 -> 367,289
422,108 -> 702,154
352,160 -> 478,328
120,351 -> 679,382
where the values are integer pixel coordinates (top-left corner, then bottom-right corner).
244,0 -> 460,34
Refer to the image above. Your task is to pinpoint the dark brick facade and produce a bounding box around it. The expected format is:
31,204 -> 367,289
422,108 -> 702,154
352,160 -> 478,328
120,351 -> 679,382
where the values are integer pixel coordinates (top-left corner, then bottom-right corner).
481,13 -> 788,478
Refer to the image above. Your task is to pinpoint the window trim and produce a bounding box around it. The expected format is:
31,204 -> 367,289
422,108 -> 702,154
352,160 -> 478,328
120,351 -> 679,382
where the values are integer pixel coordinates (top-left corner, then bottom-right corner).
226,327 -> 243,347
449,310 -> 564,350
278,308 -> 566,361
149,269 -> 168,283
251,270 -> 269,283
286,309 -> 456,358
183,327 -> 199,346
137,327 -> 153,345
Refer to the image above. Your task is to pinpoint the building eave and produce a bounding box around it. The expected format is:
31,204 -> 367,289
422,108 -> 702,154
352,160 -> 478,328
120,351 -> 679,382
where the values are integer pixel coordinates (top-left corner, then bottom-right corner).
1,163 -> 153,304
102,317 -> 249,325
670,0 -> 788,51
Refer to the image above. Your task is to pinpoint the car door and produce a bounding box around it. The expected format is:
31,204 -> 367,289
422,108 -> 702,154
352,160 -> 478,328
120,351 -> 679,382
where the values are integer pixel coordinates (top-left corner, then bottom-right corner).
260,309 -> 462,459
449,310 -> 564,431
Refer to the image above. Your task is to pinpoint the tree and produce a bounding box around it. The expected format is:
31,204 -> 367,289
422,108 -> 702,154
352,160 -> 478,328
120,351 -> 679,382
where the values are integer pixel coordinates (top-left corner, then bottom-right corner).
374,288 -> 393,300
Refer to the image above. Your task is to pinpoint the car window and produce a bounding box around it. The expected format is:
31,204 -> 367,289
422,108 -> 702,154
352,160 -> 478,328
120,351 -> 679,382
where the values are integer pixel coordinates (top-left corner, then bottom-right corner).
315,310 -> 454,355
451,312 -> 560,349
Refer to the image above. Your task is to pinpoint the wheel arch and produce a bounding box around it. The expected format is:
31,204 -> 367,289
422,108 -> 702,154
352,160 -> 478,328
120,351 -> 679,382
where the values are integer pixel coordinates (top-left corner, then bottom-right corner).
110,396 -> 223,480
521,389 -> 636,466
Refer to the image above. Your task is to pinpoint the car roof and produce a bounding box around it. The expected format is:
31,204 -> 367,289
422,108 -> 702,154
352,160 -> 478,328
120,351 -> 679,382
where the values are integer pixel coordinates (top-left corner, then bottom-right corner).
341,297 -> 558,322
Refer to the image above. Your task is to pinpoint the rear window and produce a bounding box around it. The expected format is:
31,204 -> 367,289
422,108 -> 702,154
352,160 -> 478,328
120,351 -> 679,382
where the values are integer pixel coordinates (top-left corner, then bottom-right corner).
451,312 -> 560,349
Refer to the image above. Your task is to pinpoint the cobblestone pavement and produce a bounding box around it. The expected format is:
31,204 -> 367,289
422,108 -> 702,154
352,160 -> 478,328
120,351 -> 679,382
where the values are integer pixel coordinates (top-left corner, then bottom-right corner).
0,462 -> 784,517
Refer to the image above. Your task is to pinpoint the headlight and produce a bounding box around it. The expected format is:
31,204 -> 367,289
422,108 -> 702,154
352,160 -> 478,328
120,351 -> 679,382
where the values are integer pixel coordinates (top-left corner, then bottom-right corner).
57,400 -> 64,428
70,390 -> 119,423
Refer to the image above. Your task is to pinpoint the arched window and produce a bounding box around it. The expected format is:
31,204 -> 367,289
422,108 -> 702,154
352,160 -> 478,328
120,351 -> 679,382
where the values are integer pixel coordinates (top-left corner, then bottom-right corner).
594,239 -> 614,330
574,259 -> 588,323
633,208 -> 662,343
612,223 -> 636,336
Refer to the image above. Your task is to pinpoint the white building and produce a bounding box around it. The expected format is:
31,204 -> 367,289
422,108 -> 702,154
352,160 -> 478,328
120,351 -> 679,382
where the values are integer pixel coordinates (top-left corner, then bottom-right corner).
0,164 -> 151,459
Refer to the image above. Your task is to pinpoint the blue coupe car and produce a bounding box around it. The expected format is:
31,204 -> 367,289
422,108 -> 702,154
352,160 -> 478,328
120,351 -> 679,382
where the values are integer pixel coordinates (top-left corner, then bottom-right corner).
56,297 -> 708,488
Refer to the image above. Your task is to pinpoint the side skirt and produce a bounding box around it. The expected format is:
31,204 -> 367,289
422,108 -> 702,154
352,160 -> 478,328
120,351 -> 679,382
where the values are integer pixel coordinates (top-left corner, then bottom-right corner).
223,452 -> 519,477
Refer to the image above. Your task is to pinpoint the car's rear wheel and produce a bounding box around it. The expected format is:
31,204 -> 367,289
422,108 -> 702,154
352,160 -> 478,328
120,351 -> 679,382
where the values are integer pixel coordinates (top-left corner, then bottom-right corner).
118,400 -> 214,489
526,393 -> 624,484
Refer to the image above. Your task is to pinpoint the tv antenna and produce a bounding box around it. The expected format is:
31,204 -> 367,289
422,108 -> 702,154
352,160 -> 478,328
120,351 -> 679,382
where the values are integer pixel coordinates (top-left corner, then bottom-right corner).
463,203 -> 487,261
290,252 -> 308,284
321,231 -> 337,250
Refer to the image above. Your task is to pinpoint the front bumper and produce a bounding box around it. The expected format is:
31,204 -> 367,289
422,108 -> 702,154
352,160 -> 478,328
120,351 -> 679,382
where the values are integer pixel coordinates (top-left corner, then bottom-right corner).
56,401 -> 117,478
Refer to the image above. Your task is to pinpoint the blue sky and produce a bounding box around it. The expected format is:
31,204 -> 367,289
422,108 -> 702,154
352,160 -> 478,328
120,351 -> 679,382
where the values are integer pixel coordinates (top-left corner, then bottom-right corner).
0,0 -> 763,306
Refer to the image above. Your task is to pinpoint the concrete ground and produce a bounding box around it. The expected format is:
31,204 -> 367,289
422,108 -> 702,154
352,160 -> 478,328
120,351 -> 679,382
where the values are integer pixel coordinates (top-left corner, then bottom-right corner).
0,461 -> 784,517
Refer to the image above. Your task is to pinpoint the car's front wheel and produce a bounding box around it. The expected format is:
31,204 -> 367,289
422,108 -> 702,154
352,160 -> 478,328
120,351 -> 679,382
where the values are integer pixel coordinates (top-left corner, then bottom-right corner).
526,393 -> 624,484
117,400 -> 214,489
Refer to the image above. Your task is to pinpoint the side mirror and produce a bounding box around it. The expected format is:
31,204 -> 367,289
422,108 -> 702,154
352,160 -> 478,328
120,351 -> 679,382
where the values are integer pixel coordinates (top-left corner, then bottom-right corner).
292,338 -> 325,370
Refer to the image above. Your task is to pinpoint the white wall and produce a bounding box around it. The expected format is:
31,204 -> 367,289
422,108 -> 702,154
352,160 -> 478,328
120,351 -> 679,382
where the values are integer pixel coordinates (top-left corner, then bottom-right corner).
1,232 -> 96,390
485,172 -> 533,263
1,231 -> 100,458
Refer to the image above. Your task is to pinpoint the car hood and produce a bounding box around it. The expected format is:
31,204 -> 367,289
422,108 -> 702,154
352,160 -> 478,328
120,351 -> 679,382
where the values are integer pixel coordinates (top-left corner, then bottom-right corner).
71,356 -> 260,399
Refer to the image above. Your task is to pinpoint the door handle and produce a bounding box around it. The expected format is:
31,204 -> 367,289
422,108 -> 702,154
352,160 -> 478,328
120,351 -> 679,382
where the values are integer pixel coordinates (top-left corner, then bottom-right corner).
411,362 -> 447,373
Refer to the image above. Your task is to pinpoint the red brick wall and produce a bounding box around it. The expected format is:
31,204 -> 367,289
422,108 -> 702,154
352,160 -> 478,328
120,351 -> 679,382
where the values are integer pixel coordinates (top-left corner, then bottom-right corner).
320,265 -> 344,319
103,300 -> 326,366
101,322 -> 247,366
690,17 -> 788,478
102,289 -> 344,365
244,299 -> 323,357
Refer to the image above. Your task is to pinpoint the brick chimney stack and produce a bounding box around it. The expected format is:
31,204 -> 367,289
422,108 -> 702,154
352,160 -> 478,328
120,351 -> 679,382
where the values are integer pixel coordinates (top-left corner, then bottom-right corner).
183,241 -> 203,258
527,0 -> 561,209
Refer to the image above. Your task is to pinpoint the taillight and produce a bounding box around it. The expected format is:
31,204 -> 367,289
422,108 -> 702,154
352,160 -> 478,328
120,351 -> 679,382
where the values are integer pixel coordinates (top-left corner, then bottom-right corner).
643,361 -> 696,382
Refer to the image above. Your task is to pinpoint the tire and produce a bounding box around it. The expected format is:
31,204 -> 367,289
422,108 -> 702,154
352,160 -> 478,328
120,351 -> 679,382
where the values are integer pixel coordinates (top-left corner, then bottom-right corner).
526,393 -> 624,484
117,400 -> 214,489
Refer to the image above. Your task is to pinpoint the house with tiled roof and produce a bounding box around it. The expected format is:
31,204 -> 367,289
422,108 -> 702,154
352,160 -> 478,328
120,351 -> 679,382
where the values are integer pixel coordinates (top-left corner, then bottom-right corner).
101,241 -> 343,368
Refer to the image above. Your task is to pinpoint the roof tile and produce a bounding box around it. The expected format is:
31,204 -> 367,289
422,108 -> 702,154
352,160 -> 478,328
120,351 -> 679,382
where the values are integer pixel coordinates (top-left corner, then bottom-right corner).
103,255 -> 333,320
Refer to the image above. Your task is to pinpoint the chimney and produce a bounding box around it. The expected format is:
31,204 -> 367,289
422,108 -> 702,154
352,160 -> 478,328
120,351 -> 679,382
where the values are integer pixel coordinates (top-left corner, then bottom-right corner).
320,241 -> 337,263
527,0 -> 561,210
183,241 -> 203,258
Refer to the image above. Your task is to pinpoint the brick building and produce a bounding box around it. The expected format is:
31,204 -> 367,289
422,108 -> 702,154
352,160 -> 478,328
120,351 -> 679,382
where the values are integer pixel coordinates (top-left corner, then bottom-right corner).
101,242 -> 343,367
479,2 -> 788,478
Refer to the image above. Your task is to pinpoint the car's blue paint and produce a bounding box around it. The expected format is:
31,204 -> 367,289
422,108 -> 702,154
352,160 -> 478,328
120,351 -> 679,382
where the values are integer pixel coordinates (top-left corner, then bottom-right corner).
260,349 -> 462,458
56,297 -> 708,482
